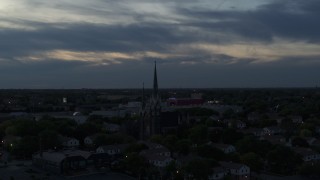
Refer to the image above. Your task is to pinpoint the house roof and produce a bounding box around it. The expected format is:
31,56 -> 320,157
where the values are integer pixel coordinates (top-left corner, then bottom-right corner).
220,161 -> 248,170
139,141 -> 164,149
33,149 -> 92,163
97,144 -> 129,152
60,136 -> 78,143
212,167 -> 226,174
240,128 -> 263,134
293,147 -> 319,157
264,126 -> 282,132
140,147 -> 170,156
210,143 -> 233,150
143,154 -> 172,162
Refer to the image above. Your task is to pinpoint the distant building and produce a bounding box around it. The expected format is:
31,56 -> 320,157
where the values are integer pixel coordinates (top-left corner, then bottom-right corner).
220,161 -> 250,180
84,134 -> 100,146
263,126 -> 283,135
208,167 -> 227,180
209,143 -> 236,154
293,147 -> 320,162
61,137 -> 79,148
140,144 -> 172,168
104,123 -> 121,133
139,62 -> 162,140
167,98 -> 204,107
96,144 -> 129,155
260,135 -> 286,145
227,120 -> 246,129
240,128 -> 264,137
33,150 -> 90,174
32,149 -> 110,174
90,110 -> 127,118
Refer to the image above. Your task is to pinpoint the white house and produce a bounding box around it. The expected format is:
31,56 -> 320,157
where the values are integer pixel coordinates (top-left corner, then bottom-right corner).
263,126 -> 283,135
104,123 -> 121,133
220,161 -> 250,180
209,143 -> 236,154
260,135 -> 286,145
289,115 -> 303,124
240,128 -> 264,137
96,144 -> 129,155
84,134 -> 100,146
61,137 -> 80,148
140,144 -> 172,168
293,147 -> 320,162
144,155 -> 173,168
90,110 -> 127,118
227,120 -> 246,129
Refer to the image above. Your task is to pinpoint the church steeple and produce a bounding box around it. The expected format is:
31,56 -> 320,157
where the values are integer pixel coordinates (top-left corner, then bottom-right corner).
142,82 -> 145,109
153,61 -> 158,98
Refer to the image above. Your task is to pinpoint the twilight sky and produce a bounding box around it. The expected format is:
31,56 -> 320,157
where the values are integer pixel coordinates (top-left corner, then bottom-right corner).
0,0 -> 320,88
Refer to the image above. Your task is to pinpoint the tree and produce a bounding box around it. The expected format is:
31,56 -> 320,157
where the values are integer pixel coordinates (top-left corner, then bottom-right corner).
240,152 -> 264,172
291,137 -> 309,147
176,139 -> 192,155
39,130 -> 61,150
197,145 -> 225,160
125,143 -> 147,153
183,159 -> 212,180
163,135 -> 178,151
266,145 -> 302,175
74,122 -> 100,143
300,129 -> 312,138
121,153 -> 148,177
189,125 -> 208,144
298,162 -> 320,177
222,129 -> 243,144
12,136 -> 38,158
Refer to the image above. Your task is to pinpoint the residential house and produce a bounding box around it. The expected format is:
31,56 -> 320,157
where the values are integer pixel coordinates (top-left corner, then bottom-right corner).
220,161 -> 250,180
104,123 -> 121,133
84,134 -> 99,146
208,167 -> 227,180
96,144 -> 129,155
32,150 -> 90,174
263,126 -> 283,135
61,137 -> 80,148
299,137 -> 320,147
247,112 -> 262,122
143,154 -> 173,168
289,115 -> 303,124
228,120 -> 246,129
209,143 -> 236,154
240,128 -> 264,137
293,147 -> 320,162
260,135 -> 287,145
140,147 -> 172,168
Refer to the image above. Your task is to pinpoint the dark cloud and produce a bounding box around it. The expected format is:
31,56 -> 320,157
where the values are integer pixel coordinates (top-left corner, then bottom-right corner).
0,22 -> 204,59
1,0 -> 320,88
179,0 -> 320,43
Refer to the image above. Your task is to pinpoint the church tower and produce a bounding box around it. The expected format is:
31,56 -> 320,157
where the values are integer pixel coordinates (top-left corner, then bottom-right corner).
139,62 -> 162,140
149,61 -> 162,135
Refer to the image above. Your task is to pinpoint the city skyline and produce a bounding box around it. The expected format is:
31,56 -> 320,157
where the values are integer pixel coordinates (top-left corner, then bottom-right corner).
1,0 -> 320,88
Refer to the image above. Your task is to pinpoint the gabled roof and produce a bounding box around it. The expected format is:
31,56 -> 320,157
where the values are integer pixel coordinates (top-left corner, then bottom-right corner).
210,143 -> 234,150
97,144 -> 129,152
33,149 -> 92,163
60,136 -> 78,143
220,161 -> 249,170
293,147 -> 319,157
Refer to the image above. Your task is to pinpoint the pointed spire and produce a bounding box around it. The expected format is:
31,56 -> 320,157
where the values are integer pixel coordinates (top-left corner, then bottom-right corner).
153,61 -> 158,97
142,82 -> 145,109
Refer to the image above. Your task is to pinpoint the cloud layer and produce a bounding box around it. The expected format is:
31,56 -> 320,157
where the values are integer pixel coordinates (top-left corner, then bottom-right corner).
0,0 -> 320,88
